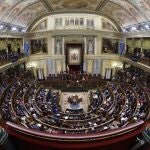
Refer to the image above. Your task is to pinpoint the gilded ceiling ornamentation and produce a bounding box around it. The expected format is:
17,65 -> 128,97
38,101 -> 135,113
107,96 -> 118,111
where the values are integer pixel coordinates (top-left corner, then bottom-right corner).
110,0 -> 146,22
101,1 -> 138,27
0,0 -> 19,20
0,0 -> 149,28
12,2 -> 47,27
2,0 -> 39,23
49,0 -> 102,10
129,0 -> 150,19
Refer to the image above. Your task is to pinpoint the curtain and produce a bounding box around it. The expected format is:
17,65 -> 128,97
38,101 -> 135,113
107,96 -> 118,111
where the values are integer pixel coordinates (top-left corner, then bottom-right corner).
105,68 -> 112,79
47,59 -> 52,75
87,60 -> 93,74
83,60 -> 87,72
55,60 -> 62,73
37,68 -> 44,80
93,59 -> 100,74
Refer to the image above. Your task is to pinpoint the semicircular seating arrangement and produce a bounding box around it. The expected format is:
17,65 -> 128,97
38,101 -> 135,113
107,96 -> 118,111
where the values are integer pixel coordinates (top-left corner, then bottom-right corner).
0,67 -> 149,149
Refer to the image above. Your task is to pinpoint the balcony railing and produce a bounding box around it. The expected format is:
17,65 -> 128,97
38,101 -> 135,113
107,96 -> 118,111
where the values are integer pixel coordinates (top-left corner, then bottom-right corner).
125,53 -> 150,67
0,52 -> 26,66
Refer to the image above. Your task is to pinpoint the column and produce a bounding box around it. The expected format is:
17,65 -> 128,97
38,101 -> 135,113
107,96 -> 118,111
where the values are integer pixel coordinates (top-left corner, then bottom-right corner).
93,59 -> 97,74
51,59 -> 56,74
63,58 -> 66,72
47,58 -> 52,75
62,36 -> 65,55
52,37 -> 54,55
84,36 -> 87,55
94,37 -> 97,55
141,37 -> 143,53
93,58 -> 100,75
96,36 -> 102,55
47,34 -> 53,56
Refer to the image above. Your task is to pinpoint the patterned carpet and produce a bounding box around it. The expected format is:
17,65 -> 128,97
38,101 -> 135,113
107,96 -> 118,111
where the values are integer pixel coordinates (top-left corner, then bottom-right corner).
59,92 -> 90,112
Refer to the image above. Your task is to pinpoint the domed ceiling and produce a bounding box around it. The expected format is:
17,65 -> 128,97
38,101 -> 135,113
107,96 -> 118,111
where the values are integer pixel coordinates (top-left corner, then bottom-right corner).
0,0 -> 149,29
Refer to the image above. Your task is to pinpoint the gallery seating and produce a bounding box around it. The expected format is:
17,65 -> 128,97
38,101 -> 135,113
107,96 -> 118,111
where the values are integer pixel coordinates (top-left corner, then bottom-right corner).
0,50 -> 25,66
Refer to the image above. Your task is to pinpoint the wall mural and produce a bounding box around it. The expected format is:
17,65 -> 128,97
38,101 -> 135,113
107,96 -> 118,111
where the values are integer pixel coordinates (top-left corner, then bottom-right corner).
0,0 -> 19,20
13,2 -> 47,27
129,0 -> 150,20
101,2 -> 138,27
2,0 -> 39,24
68,48 -> 81,65
30,38 -> 47,54
50,0 -> 102,10
102,38 -> 119,54
110,0 -> 146,23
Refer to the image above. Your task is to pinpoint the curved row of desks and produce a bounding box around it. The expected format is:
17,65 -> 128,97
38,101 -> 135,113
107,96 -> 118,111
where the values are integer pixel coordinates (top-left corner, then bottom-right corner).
0,72 -> 149,149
